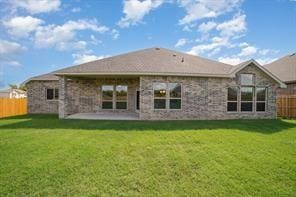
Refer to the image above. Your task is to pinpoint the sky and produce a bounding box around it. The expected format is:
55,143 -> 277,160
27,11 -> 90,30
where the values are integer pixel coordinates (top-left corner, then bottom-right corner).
0,0 -> 295,89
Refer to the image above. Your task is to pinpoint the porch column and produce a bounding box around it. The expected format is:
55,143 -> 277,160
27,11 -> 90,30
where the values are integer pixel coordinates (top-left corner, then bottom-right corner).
59,76 -> 67,119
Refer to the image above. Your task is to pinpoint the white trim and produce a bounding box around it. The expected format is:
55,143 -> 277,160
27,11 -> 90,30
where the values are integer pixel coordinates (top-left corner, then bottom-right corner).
230,59 -> 287,88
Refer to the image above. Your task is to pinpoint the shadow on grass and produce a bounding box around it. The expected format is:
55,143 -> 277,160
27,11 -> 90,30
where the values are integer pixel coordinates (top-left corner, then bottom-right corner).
0,114 -> 295,134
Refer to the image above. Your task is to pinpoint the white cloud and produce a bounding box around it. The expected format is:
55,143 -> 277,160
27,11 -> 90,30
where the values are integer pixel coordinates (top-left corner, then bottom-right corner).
0,60 -> 22,67
56,41 -> 88,52
175,38 -> 188,48
111,29 -> 120,40
179,0 -> 243,25
90,35 -> 102,45
188,36 -> 229,55
3,16 -> 43,37
218,56 -> 245,65
0,39 -> 26,58
239,45 -> 257,56
118,0 -> 165,28
198,21 -> 217,33
216,13 -> 246,37
0,40 -> 25,67
11,0 -> 61,14
72,53 -> 109,64
71,7 -> 81,13
34,19 -> 109,49
256,57 -> 277,65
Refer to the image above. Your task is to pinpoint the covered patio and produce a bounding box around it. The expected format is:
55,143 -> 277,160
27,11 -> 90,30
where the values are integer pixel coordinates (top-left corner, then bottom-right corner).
66,111 -> 139,120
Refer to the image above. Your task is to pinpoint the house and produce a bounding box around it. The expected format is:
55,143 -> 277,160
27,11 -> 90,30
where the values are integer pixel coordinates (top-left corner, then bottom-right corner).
0,89 -> 27,98
265,53 -> 296,95
24,47 -> 286,120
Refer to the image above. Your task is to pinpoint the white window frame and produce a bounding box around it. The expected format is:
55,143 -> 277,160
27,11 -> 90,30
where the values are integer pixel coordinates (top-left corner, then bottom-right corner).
115,85 -> 128,110
102,85 -> 114,110
255,87 -> 267,112
240,73 -> 254,86
46,88 -> 59,100
240,86 -> 254,112
227,87 -> 239,112
101,85 -> 128,110
153,82 -> 182,110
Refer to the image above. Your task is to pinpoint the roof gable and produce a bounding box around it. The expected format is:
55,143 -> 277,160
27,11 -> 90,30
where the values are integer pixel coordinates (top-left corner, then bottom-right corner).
230,59 -> 286,88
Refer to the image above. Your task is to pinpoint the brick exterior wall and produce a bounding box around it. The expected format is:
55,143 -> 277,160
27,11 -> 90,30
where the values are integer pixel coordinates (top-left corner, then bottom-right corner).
27,81 -> 59,114
59,78 -> 139,116
27,63 -> 279,120
139,63 -> 279,120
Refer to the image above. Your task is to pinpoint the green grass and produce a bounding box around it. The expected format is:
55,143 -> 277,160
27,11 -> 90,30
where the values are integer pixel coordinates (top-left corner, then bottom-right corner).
0,115 -> 295,196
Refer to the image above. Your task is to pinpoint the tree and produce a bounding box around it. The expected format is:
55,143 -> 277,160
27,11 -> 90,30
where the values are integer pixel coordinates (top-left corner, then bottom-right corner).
8,84 -> 27,91
9,84 -> 18,89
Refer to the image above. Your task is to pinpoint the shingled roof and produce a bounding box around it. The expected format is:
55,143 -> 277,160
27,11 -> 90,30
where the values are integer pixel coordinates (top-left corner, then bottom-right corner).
265,53 -> 296,83
23,47 -> 286,88
54,47 -> 233,77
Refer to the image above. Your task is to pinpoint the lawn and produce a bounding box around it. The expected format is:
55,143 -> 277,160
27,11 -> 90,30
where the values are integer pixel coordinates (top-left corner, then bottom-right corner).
0,115 -> 295,196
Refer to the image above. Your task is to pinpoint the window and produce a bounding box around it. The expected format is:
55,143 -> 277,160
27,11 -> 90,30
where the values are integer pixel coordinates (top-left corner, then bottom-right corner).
227,87 -> 238,112
54,89 -> 59,100
153,82 -> 182,109
46,88 -> 58,100
116,85 -> 127,109
102,85 -> 113,109
241,87 -> 254,112
240,74 -> 254,85
256,87 -> 266,112
169,83 -> 181,109
153,83 -> 166,109
102,85 -> 128,109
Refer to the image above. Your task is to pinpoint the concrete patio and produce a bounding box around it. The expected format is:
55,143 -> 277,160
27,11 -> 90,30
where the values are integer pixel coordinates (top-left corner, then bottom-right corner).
66,112 -> 139,120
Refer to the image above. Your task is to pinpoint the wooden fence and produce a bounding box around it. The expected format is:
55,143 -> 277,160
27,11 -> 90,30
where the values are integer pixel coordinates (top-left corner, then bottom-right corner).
0,98 -> 27,118
277,95 -> 296,118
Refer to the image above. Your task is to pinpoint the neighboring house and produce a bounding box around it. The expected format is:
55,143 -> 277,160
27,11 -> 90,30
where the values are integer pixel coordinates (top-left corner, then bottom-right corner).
24,47 -> 286,120
265,53 -> 296,95
0,89 -> 27,98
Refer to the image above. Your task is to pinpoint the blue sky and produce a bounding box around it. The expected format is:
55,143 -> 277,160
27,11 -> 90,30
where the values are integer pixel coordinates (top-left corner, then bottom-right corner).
0,0 -> 295,89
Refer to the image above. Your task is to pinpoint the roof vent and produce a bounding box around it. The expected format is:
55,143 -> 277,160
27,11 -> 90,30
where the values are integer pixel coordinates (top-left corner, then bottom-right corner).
155,47 -> 160,50
181,57 -> 184,63
172,54 -> 176,57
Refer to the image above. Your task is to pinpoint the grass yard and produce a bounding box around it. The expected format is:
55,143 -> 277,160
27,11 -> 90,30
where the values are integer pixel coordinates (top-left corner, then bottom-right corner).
0,115 -> 295,196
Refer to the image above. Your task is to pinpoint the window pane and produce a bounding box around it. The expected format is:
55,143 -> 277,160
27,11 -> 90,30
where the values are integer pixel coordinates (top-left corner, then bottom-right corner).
227,87 -> 238,101
102,101 -> 113,109
256,102 -> 266,112
227,102 -> 237,112
256,88 -> 266,101
116,85 -> 127,100
170,99 -> 181,109
241,102 -> 253,112
169,83 -> 181,98
102,85 -> 113,100
54,88 -> 59,99
116,102 -> 127,109
154,99 -> 166,109
154,83 -> 166,98
241,87 -> 254,101
241,74 -> 254,85
46,89 -> 54,100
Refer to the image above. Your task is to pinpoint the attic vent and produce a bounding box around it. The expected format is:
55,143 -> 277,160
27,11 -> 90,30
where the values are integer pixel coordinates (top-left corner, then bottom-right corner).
181,57 -> 184,62
155,47 -> 160,50
172,54 -> 176,57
